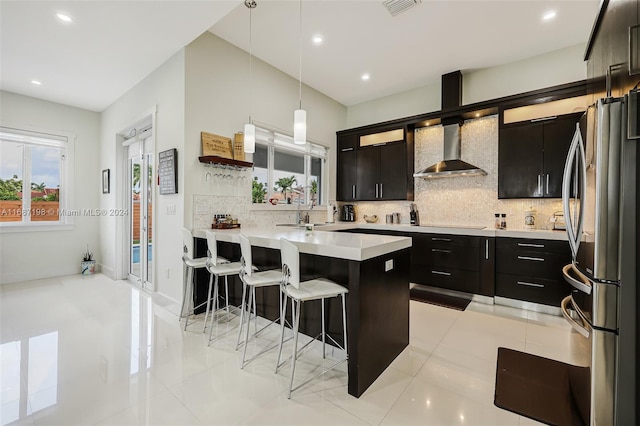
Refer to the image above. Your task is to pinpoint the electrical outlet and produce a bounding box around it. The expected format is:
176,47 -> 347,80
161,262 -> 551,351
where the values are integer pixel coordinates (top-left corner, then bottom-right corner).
385,259 -> 394,272
166,204 -> 176,215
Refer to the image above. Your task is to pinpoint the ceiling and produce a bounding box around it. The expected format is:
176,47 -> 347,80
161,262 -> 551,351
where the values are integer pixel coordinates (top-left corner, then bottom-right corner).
1,1 -> 600,113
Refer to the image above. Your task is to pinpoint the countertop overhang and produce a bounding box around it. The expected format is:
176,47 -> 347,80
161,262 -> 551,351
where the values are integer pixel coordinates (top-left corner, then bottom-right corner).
193,228 -> 412,262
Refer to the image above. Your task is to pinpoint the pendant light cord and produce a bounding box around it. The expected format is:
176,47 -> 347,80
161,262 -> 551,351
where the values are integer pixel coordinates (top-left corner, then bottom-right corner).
298,0 -> 302,110
249,4 -> 253,123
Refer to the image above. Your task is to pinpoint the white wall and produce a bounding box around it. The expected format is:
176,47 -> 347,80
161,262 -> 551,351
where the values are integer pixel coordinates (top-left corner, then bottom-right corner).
183,33 -> 347,228
100,51 -> 185,304
0,91 -> 100,284
346,43 -> 587,128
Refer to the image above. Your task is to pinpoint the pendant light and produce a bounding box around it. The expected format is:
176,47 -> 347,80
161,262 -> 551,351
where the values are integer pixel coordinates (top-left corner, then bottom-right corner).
243,0 -> 257,153
293,0 -> 306,145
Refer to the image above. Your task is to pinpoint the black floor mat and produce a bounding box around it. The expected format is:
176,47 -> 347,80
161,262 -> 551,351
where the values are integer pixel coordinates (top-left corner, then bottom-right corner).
494,347 -> 590,426
409,287 -> 471,311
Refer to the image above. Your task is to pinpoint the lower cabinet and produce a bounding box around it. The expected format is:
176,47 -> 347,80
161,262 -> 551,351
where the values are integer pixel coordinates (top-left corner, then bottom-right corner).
495,237 -> 571,306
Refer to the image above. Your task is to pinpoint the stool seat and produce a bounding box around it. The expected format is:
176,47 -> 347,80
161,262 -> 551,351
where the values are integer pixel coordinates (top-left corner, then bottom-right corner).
243,269 -> 283,287
185,256 -> 227,269
283,278 -> 347,302
207,261 -> 242,277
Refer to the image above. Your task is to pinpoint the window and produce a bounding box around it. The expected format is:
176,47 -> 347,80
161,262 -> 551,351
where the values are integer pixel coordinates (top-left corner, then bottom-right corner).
0,127 -> 72,227
252,126 -> 327,206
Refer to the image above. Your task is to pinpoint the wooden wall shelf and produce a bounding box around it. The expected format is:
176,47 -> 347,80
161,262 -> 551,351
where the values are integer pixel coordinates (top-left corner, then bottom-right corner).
198,155 -> 253,169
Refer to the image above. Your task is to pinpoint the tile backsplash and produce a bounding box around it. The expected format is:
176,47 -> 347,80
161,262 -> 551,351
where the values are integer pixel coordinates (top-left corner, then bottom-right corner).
348,115 -> 563,230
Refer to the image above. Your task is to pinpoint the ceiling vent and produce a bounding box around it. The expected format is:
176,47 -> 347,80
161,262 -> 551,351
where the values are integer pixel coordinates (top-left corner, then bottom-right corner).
382,0 -> 421,17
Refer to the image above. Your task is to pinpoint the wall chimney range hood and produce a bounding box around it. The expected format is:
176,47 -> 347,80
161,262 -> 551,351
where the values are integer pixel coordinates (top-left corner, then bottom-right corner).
413,71 -> 487,178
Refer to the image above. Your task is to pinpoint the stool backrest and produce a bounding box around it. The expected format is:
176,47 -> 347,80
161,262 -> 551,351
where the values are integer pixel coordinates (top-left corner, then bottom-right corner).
204,231 -> 219,267
182,228 -> 195,261
280,238 -> 300,289
239,234 -> 253,277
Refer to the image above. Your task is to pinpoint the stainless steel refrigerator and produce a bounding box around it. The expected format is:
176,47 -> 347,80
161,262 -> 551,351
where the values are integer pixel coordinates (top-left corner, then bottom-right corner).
560,93 -> 637,425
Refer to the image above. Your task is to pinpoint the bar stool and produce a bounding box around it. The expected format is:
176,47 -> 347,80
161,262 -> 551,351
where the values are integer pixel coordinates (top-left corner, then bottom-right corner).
180,228 -> 225,328
236,234 -> 284,368
204,230 -> 243,337
276,238 -> 348,398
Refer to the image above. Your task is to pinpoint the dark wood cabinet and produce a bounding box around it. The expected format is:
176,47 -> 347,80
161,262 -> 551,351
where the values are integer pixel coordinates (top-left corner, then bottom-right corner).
498,113 -> 582,199
336,125 -> 413,202
495,237 -> 571,306
356,142 -> 407,201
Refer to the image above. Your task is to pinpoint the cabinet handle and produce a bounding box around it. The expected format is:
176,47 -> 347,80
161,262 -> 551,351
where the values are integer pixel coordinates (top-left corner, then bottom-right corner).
373,143 -> 387,147
341,147 -> 354,152
517,281 -> 545,288
546,174 -> 550,195
432,237 -> 452,242
518,242 -> 545,248
375,183 -> 379,198
379,183 -> 383,198
431,270 -> 452,276
537,174 -> 542,195
352,185 -> 356,199
485,239 -> 489,260
431,248 -> 451,253
518,255 -> 545,262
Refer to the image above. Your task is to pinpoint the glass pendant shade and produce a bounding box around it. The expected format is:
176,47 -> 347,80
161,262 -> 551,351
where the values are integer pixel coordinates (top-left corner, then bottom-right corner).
293,109 -> 307,144
243,123 -> 256,153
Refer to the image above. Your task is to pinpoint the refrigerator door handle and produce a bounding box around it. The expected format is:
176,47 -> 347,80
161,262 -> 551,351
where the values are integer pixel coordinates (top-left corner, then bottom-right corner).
562,123 -> 587,259
562,263 -> 592,295
561,295 -> 591,339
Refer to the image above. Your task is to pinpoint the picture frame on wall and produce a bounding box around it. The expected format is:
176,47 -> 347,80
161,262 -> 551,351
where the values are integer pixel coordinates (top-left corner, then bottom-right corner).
102,169 -> 110,194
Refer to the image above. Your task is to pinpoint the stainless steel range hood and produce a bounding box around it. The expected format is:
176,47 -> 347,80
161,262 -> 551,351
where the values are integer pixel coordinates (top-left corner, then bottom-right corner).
413,70 -> 487,178
413,123 -> 487,178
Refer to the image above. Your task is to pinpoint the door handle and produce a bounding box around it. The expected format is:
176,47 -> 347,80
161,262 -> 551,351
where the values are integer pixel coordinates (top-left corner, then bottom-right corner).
431,248 -> 451,254
562,263 -> 592,295
375,183 -> 379,198
341,147 -> 354,152
432,237 -> 452,242
431,270 -> 451,276
537,174 -> 542,195
517,281 -> 544,288
485,239 -> 489,260
561,295 -> 590,339
352,185 -> 356,199
379,183 -> 383,198
518,242 -> 544,248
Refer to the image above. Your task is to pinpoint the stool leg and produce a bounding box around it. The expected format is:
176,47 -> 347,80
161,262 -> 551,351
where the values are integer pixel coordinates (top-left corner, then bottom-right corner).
288,298 -> 301,399
341,293 -> 348,357
179,265 -> 189,321
321,298 -> 326,359
224,275 -> 230,321
235,280 -> 248,350
252,287 -> 258,335
275,291 -> 288,373
241,285 -> 254,369
207,276 -> 219,345
202,272 -> 215,333
184,267 -> 194,331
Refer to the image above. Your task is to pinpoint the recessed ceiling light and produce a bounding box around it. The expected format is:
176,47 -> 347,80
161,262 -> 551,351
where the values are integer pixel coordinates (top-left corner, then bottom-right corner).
361,73 -> 370,81
56,13 -> 72,23
312,35 -> 323,45
31,80 -> 42,86
542,10 -> 556,21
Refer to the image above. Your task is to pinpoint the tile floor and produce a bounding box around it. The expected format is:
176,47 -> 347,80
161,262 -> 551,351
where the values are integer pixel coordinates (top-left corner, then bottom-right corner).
0,274 -> 590,426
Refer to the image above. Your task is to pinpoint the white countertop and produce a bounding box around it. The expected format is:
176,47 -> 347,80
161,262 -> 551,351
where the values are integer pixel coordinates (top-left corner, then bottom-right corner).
316,222 -> 570,241
193,228 -> 412,261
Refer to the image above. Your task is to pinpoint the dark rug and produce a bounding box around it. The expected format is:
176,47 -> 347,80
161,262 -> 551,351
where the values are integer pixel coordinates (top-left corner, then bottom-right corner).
409,287 -> 471,311
494,347 -> 590,426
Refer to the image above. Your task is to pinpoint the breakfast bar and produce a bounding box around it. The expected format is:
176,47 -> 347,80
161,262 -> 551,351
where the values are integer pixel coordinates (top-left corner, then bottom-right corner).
193,228 -> 412,397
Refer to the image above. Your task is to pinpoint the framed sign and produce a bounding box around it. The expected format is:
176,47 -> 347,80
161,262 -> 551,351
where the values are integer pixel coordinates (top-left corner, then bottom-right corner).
102,169 -> 110,194
158,149 -> 178,195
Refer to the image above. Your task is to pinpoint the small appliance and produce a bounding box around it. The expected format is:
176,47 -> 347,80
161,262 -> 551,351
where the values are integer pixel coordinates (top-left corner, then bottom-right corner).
409,203 -> 419,225
340,204 -> 355,222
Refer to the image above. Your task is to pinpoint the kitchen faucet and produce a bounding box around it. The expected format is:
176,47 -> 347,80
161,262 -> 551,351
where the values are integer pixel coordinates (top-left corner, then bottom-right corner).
292,187 -> 313,225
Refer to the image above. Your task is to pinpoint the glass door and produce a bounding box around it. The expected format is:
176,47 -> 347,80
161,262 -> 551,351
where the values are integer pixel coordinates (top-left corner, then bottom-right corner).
127,133 -> 153,290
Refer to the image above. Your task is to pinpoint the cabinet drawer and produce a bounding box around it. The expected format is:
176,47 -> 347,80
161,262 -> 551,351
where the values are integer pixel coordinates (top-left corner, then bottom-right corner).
496,248 -> 568,279
415,245 -> 480,271
411,265 -> 480,294
495,273 -> 571,306
414,233 -> 480,249
496,237 -> 569,254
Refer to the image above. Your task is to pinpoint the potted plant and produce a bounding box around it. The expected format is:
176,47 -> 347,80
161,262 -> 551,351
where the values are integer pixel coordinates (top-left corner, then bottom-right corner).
81,246 -> 96,275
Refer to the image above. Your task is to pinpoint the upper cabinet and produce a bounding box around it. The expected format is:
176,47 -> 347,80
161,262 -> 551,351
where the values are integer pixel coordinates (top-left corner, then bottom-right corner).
336,125 -> 414,201
499,112 -> 583,199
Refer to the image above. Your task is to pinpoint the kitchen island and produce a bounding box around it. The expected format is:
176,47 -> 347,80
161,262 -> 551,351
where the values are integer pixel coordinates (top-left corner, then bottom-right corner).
192,228 -> 412,398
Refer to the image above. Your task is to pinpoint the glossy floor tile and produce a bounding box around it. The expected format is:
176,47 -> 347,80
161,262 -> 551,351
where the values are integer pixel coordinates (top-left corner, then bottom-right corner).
0,274 -> 585,425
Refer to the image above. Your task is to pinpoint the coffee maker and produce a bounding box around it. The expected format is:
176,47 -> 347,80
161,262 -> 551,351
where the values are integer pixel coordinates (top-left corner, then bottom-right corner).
340,204 -> 355,222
